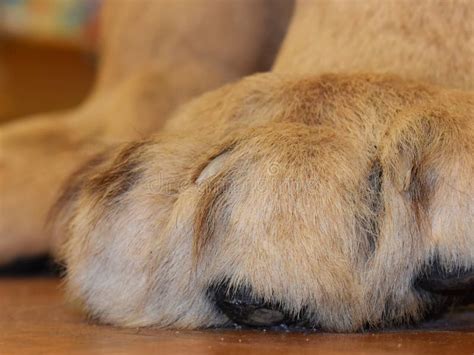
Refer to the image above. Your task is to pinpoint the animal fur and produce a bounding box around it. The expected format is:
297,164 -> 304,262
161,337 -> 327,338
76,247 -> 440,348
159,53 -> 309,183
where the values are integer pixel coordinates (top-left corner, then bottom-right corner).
1,0 -> 473,331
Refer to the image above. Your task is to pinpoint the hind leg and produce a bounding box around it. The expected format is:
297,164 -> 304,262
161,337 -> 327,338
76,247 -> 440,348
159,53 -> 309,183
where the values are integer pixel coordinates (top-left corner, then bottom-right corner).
0,0 -> 292,265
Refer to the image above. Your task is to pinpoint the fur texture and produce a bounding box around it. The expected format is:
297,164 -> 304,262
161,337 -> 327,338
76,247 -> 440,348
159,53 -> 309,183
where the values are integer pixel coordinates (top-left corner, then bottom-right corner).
1,0 -> 473,331
55,73 -> 473,331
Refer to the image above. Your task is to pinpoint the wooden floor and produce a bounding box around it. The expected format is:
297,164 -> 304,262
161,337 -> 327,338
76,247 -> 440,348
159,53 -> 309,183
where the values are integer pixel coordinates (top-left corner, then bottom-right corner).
0,278 -> 472,355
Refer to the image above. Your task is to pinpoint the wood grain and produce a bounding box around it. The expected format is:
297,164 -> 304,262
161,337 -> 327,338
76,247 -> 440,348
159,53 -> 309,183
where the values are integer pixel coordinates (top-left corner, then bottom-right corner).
0,278 -> 472,355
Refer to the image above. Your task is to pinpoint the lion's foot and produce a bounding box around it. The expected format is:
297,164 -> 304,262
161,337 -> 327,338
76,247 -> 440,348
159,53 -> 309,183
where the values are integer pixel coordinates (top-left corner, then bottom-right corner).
56,74 -> 473,330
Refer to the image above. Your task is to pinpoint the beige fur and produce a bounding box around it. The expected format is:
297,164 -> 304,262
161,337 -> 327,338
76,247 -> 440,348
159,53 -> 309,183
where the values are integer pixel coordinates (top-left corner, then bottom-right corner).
0,0 -> 292,263
1,0 -> 473,331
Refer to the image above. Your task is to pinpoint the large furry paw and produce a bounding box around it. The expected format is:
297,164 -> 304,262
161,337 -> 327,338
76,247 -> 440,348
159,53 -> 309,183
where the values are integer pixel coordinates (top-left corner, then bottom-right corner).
55,74 -> 473,331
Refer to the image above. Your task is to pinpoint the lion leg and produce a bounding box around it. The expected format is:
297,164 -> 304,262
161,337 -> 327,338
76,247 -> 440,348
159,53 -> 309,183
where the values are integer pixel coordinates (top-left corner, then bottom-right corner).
0,0 -> 292,265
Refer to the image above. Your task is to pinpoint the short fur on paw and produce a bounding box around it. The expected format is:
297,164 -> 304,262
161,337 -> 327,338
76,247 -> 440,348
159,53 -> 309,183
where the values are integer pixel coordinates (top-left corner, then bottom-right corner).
54,73 -> 473,331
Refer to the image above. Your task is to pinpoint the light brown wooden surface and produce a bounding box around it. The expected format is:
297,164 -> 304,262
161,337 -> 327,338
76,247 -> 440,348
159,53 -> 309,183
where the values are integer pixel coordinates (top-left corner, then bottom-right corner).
0,38 -> 96,122
0,278 -> 472,355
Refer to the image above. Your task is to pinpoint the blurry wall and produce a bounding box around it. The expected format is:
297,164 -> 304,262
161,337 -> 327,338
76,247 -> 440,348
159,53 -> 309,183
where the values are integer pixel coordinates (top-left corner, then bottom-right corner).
0,0 -> 101,123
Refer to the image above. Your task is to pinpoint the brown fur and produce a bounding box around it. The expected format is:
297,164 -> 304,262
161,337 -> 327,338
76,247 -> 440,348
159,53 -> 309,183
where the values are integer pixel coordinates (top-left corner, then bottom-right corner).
1,0 -> 473,331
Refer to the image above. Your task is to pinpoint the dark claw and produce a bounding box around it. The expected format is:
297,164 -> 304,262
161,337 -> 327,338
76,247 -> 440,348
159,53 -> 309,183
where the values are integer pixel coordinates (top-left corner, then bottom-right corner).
416,265 -> 474,301
208,282 -> 296,327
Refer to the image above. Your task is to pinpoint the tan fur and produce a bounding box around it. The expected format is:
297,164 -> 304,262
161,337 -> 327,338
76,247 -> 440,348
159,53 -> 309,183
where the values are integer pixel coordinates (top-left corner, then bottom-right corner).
1,0 -> 473,331
0,0 -> 292,263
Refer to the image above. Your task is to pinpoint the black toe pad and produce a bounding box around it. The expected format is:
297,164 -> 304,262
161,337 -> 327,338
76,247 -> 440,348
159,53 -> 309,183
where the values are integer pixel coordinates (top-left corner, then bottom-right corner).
208,282 -> 298,327
416,265 -> 474,301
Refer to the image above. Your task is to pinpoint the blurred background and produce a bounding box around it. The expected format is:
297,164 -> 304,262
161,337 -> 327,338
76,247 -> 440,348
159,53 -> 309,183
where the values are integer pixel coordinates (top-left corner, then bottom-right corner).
0,0 -> 101,123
